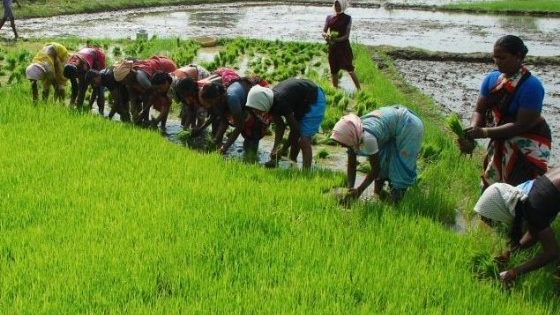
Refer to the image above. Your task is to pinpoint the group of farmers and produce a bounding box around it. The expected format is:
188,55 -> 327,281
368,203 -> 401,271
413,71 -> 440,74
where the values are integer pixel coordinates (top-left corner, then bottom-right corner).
21,0 -> 559,287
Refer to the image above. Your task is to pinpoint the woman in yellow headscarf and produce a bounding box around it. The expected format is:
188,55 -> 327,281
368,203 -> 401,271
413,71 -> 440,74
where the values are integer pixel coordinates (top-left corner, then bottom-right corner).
25,42 -> 69,103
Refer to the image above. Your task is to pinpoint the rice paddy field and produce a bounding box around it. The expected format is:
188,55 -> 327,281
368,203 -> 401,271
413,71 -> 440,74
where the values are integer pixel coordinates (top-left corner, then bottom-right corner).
445,0 -> 560,13
1,37 -> 560,313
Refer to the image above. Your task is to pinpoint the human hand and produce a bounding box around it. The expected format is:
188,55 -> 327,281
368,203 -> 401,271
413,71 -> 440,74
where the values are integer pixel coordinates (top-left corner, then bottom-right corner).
457,137 -> 476,155
218,146 -> 227,155
464,126 -> 487,139
499,269 -> 518,283
493,251 -> 510,265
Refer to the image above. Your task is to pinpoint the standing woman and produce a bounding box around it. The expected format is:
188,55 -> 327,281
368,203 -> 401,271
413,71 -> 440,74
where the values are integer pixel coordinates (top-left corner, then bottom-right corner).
321,0 -> 360,90
464,35 -> 551,189
330,105 -> 423,203
0,0 -> 19,40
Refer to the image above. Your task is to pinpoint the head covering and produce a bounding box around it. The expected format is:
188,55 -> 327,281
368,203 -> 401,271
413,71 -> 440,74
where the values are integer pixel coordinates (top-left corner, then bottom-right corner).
25,63 -> 46,81
113,60 -> 133,82
474,183 -> 528,225
330,114 -> 363,150
333,0 -> 349,13
245,85 -> 274,112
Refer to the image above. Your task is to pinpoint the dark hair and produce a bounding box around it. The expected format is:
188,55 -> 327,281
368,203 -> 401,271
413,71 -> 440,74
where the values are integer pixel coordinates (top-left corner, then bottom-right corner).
63,64 -> 78,79
495,35 -> 529,59
100,68 -> 119,90
175,77 -> 198,99
151,71 -> 172,86
200,81 -> 225,100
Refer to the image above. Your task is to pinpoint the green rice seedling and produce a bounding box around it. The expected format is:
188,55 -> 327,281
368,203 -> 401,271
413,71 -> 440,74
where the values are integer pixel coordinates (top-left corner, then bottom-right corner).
112,46 -> 122,57
471,252 -> 500,280
446,113 -> 465,138
421,143 -> 442,164
5,57 -> 16,71
357,160 -> 371,173
316,148 -> 330,159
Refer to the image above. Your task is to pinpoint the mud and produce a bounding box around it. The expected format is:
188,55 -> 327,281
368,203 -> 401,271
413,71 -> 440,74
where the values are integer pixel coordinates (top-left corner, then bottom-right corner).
394,59 -> 560,167
8,2 -> 560,56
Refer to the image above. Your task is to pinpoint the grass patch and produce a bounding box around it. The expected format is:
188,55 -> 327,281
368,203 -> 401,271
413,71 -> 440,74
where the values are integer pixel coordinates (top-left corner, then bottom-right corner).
1,37 -> 560,313
445,0 -> 560,14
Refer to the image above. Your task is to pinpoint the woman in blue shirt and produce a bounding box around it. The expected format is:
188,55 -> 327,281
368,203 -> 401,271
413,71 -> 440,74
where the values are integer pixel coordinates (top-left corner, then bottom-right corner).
463,35 -> 551,189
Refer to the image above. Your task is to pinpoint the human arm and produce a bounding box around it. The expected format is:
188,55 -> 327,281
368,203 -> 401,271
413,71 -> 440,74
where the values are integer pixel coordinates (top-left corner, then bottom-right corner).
500,227 -> 560,282
347,149 -> 357,189
13,0 -> 21,8
466,107 -> 541,139
348,152 -> 380,199
30,80 -> 39,103
332,17 -> 352,42
219,111 -> 245,154
271,115 -> 286,158
75,74 -> 89,109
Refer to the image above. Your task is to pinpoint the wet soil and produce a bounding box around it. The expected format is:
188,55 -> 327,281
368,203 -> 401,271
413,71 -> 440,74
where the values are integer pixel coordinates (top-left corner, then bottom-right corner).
8,2 -> 560,56
394,59 -> 560,167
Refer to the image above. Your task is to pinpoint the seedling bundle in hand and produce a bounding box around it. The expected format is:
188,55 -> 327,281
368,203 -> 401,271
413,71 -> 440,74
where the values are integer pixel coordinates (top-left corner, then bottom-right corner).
446,113 -> 476,155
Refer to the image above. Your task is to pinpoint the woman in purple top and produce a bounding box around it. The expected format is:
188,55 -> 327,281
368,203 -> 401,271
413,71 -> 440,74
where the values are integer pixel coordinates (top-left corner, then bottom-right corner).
321,0 -> 360,90
0,0 -> 19,40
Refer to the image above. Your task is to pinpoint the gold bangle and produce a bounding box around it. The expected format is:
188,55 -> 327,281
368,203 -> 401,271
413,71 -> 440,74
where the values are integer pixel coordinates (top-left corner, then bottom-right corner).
482,128 -> 488,137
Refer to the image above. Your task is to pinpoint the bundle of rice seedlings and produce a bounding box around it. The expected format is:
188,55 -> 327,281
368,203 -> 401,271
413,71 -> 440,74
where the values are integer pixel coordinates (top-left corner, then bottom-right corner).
446,113 -> 465,138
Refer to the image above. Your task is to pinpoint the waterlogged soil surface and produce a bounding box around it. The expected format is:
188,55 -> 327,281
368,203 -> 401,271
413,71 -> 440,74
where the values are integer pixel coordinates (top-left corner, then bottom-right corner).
9,2 -> 560,56
394,59 -> 560,167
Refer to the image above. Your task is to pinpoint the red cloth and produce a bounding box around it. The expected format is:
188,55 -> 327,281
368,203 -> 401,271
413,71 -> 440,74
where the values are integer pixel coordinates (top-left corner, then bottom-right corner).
326,13 -> 354,73
134,56 -> 177,79
67,47 -> 106,71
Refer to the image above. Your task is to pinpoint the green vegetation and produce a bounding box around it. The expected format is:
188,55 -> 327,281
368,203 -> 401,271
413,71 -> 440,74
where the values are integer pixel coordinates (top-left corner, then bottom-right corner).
12,0 -> 279,19
1,37 -> 560,313
445,0 -> 560,14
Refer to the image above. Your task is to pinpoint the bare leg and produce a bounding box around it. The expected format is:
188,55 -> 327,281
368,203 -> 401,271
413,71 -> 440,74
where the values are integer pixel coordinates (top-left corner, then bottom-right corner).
299,136 -> 313,169
348,71 -> 361,90
331,71 -> 339,89
9,18 -> 18,39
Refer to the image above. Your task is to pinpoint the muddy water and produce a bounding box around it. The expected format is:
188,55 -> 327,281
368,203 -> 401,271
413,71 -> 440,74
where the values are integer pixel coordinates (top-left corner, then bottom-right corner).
11,2 -> 560,56
394,59 -> 560,167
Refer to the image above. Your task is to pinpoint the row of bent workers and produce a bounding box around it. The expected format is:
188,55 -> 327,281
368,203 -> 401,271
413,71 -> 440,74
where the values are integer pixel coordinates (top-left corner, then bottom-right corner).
24,34 -> 559,286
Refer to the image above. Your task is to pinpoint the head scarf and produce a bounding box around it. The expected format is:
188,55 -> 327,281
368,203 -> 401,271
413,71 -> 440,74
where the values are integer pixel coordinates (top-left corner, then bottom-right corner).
245,85 -> 274,112
113,60 -> 134,82
333,0 -> 349,13
474,183 -> 528,225
25,63 -> 46,81
330,113 -> 363,150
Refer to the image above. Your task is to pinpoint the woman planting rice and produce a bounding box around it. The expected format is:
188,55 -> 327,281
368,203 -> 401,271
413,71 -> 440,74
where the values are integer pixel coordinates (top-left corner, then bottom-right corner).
474,167 -> 560,285
64,45 -> 106,110
462,35 -> 551,189
245,78 -> 326,169
330,105 -> 424,203
25,42 -> 69,103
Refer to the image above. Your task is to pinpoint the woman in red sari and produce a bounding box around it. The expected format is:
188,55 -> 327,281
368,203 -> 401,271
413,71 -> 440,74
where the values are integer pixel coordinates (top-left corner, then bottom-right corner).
464,35 -> 551,190
321,0 -> 360,90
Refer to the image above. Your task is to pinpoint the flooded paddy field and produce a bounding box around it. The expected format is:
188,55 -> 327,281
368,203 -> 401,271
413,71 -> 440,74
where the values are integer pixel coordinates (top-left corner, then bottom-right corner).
10,2 -> 560,56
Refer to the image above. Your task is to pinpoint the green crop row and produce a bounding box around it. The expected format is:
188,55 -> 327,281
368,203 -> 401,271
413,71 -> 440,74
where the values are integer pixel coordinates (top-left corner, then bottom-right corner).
1,38 -> 559,313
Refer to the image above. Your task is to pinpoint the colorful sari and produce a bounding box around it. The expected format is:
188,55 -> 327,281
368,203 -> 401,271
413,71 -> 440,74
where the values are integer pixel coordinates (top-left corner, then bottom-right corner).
482,66 -> 551,188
